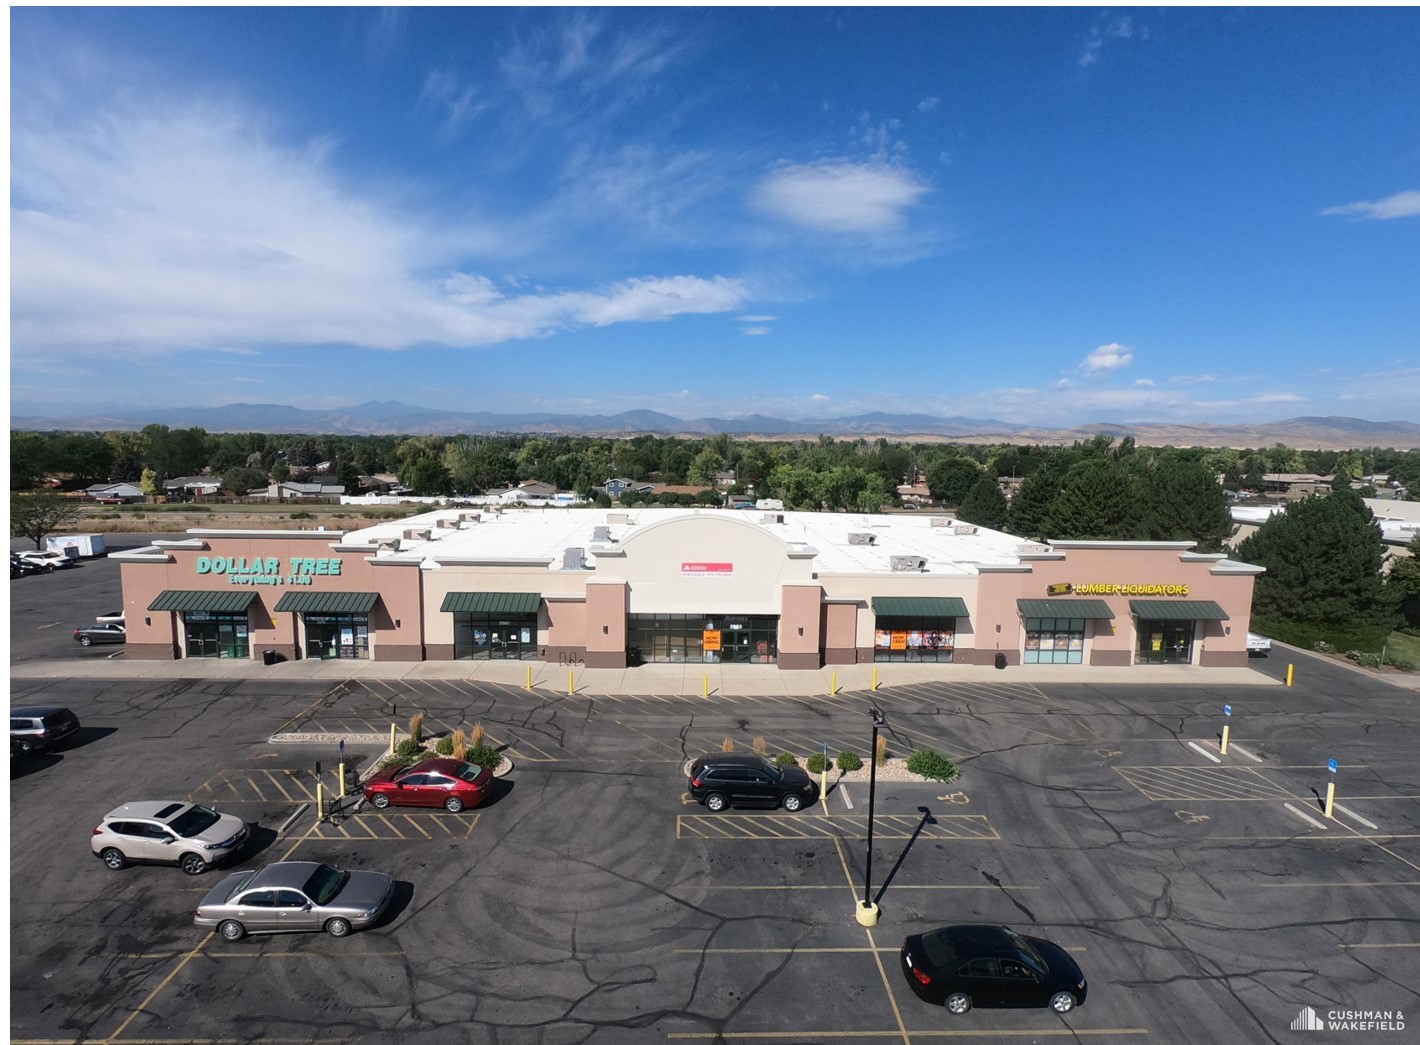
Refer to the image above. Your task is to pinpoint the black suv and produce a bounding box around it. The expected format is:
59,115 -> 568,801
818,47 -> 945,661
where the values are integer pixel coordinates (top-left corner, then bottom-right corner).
11,706 -> 82,754
687,754 -> 817,813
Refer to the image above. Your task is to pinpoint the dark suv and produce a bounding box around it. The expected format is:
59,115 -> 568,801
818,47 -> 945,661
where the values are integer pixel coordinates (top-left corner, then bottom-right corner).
687,754 -> 817,813
11,706 -> 82,754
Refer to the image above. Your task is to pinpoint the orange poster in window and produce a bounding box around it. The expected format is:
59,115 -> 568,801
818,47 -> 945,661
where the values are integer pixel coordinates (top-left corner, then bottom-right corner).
890,630 -> 908,650
703,630 -> 722,651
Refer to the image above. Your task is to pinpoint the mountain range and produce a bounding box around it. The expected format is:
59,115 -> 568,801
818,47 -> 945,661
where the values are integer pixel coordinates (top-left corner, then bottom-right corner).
10,401 -> 1420,450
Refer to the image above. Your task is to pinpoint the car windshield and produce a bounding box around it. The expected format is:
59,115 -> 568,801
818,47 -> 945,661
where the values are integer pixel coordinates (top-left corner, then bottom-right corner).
453,763 -> 484,783
391,765 -> 416,782
169,805 -> 222,837
303,864 -> 349,905
223,870 -> 257,902
1001,926 -> 1048,976
755,757 -> 782,780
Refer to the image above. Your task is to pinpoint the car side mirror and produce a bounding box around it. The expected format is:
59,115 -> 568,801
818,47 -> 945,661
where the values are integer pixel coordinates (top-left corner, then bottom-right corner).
302,903 -> 313,912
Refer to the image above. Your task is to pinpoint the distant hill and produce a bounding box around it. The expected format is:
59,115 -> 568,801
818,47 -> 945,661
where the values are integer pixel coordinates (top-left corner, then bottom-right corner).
9,402 -> 1420,449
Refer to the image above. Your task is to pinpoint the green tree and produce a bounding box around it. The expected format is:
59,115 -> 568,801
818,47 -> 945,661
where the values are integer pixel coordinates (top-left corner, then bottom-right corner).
10,432 -> 51,490
10,492 -> 83,549
1006,459 -> 1066,540
1139,457 -> 1235,552
221,466 -> 269,497
854,473 -> 894,514
407,458 -> 452,497
1237,489 -> 1394,636
1047,459 -> 1141,540
924,455 -> 983,506
956,476 -> 1008,530
140,467 -> 160,497
1387,533 -> 1420,633
687,447 -> 725,487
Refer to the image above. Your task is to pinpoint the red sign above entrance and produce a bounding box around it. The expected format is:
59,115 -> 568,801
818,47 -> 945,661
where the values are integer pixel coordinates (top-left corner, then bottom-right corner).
681,562 -> 733,576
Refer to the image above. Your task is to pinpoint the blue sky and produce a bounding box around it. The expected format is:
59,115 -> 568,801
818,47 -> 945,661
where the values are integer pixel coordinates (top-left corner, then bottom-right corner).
9,7 -> 1420,426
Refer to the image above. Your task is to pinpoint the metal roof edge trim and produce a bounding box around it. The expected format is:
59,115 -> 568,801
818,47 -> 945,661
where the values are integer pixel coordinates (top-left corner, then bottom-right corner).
1047,540 -> 1197,550
185,528 -> 347,539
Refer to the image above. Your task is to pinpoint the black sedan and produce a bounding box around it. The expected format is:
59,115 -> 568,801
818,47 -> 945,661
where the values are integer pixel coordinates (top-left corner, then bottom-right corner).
687,754 -> 817,812
901,924 -> 1087,1015
73,623 -> 126,646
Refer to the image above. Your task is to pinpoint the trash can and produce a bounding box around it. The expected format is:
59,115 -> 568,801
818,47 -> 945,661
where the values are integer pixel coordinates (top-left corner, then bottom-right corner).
994,652 -> 1007,670
263,649 -> 277,666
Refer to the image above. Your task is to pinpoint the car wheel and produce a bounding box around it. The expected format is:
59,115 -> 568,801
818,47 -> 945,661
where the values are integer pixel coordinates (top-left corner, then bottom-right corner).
219,920 -> 246,942
80,636 -> 93,646
370,793 -> 390,810
17,740 -> 34,755
781,793 -> 803,812
179,853 -> 208,876
704,792 -> 727,812
325,917 -> 352,938
1049,991 -> 1076,1014
100,848 -> 127,870
444,796 -> 464,813
945,992 -> 972,1015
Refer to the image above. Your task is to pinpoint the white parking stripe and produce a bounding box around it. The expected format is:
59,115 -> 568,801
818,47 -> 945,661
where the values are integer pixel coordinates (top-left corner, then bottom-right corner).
1335,804 -> 1380,830
838,784 -> 854,810
1285,802 -> 1329,830
1188,741 -> 1222,763
1228,742 -> 1263,762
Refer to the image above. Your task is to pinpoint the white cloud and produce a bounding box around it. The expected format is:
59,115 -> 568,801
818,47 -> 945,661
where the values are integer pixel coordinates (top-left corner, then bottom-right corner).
10,93 -> 749,358
1078,15 -> 1139,68
1170,373 -> 1218,384
1321,189 -> 1420,221
742,327 -> 771,336
1054,378 -> 1074,389
1081,343 -> 1133,372
1253,393 -> 1305,403
737,315 -> 777,323
750,160 -> 930,234
917,97 -> 940,113
1133,378 -> 1155,387
421,68 -> 488,138
810,393 -> 830,401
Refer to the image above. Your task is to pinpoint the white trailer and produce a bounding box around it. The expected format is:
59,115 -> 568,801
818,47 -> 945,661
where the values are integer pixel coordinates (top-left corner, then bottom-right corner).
46,533 -> 107,559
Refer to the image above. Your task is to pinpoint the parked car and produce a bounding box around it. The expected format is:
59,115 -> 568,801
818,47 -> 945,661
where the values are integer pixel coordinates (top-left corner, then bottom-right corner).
74,623 -> 126,647
10,705 -> 81,754
194,861 -> 394,940
900,924 -> 1087,1015
12,555 -> 43,579
16,550 -> 76,572
91,801 -> 249,875
686,754 -> 817,812
95,609 -> 126,625
363,757 -> 493,813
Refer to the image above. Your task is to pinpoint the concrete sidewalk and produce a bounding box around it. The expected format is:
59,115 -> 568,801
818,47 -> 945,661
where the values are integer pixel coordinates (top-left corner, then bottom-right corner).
11,655 -> 1280,695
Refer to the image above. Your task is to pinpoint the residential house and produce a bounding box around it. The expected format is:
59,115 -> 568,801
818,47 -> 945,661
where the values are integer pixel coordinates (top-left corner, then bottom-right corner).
85,482 -> 143,503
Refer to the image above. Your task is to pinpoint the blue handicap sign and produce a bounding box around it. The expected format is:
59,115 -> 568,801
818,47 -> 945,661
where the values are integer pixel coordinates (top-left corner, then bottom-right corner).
1328,758 -> 1338,774
1224,704 -> 1232,717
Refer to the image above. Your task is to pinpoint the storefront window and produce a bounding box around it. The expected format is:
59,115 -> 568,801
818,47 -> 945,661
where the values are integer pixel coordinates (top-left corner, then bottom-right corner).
627,614 -> 778,664
184,612 -> 250,659
872,616 -> 956,663
453,613 -> 538,660
1135,620 -> 1194,665
304,614 -> 369,660
1023,618 -> 1085,664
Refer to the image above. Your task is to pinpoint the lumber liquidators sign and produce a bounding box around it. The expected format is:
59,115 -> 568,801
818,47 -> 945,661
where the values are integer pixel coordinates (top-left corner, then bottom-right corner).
196,556 -> 344,587
1047,582 -> 1189,596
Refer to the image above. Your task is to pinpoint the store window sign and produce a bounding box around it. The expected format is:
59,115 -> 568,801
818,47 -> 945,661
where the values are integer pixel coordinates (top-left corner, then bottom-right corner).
195,556 -> 344,587
703,630 -> 722,651
1048,582 -> 1189,596
682,562 -> 733,576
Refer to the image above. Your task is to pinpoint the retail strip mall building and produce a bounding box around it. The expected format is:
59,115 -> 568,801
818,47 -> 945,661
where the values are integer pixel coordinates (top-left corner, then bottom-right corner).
114,507 -> 1263,669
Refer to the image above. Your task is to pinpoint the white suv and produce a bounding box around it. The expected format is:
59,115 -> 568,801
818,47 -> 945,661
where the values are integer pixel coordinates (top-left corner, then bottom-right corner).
91,802 -> 250,875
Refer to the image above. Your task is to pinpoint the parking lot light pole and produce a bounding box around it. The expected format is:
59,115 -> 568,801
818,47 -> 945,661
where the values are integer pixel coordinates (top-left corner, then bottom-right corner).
856,705 -> 886,926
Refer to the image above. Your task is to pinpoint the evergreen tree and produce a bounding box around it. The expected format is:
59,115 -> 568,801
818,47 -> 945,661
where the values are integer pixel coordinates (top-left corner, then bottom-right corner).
1237,489 -> 1394,632
1140,457 -> 1235,551
1385,533 -> 1420,633
956,476 -> 1008,530
925,455 -> 982,506
1046,459 -> 1141,540
1006,459 -> 1066,540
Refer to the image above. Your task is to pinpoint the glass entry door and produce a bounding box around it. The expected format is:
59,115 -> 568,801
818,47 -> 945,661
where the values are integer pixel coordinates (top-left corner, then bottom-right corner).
304,614 -> 370,659
184,613 -> 250,659
1136,620 -> 1194,664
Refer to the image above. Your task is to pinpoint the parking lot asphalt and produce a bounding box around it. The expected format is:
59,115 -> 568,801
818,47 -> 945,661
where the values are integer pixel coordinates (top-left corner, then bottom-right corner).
11,540 -> 1420,1044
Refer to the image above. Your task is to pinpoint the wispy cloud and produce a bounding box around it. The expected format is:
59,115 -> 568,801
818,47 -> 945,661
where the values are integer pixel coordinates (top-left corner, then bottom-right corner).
916,97 -> 940,113
1081,343 -> 1133,373
1170,373 -> 1218,384
742,327 -> 771,336
1253,393 -> 1305,403
1321,189 -> 1420,221
421,68 -> 489,138
750,160 -> 930,235
737,315 -> 777,323
1133,378 -> 1155,387
1078,15 -> 1142,69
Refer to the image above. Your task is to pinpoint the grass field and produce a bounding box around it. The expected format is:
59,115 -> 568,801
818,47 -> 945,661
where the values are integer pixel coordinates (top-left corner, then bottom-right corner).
1385,630 -> 1420,668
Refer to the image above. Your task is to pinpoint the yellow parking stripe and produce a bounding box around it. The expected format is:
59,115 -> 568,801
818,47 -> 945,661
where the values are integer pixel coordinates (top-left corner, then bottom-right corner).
428,814 -> 455,835
263,770 -> 295,802
379,815 -> 406,839
245,775 -> 267,801
400,815 -> 430,839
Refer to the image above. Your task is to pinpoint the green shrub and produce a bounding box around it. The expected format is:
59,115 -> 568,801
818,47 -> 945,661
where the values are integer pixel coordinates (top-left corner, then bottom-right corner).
806,752 -> 829,774
1345,650 -> 1382,668
289,510 -> 314,520
466,744 -> 502,770
393,737 -> 424,759
434,736 -> 454,755
905,748 -> 961,783
836,750 -> 863,773
775,752 -> 798,768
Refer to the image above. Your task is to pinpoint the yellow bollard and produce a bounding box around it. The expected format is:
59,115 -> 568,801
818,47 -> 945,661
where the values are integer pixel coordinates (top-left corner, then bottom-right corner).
1286,663 -> 1294,687
1220,724 -> 1230,756
316,780 -> 325,822
526,665 -> 532,691
872,667 -> 878,692
830,671 -> 837,696
338,760 -> 347,799
389,723 -> 396,756
568,670 -> 574,697
1324,780 -> 1336,819
703,673 -> 709,698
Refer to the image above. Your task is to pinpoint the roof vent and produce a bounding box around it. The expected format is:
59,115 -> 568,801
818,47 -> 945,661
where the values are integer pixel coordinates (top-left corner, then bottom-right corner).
761,513 -> 785,525
848,532 -> 876,546
592,525 -> 611,541
436,518 -> 458,529
952,524 -> 978,535
376,537 -> 400,553
930,517 -> 953,527
403,529 -> 431,542
890,555 -> 927,572
608,513 -> 630,525
563,547 -> 588,570
459,512 -> 482,524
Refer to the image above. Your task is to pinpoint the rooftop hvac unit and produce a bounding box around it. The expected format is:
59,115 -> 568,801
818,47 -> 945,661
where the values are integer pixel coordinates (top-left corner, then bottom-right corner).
930,517 -> 953,527
403,529 -> 431,541
459,512 -> 482,523
436,518 -> 458,529
563,547 -> 588,570
376,537 -> 401,553
761,513 -> 785,524
608,513 -> 630,525
952,524 -> 978,535
848,532 -> 877,545
592,525 -> 611,541
890,555 -> 927,572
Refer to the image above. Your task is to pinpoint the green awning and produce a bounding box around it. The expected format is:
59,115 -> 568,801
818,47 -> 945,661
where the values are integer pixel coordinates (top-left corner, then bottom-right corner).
440,592 -> 541,614
148,590 -> 259,613
1017,598 -> 1115,620
1130,599 -> 1229,621
273,591 -> 380,614
871,596 -> 969,618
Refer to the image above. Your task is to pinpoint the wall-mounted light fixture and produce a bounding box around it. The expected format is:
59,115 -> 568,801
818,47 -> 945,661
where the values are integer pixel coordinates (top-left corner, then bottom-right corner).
798,627 -> 804,636
602,625 -> 609,634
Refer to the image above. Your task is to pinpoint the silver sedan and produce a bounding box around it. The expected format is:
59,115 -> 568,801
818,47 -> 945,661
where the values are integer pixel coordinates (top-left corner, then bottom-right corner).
194,861 -> 393,941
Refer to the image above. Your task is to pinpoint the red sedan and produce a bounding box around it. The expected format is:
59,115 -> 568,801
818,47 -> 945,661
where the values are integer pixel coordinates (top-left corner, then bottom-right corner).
362,757 -> 493,813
